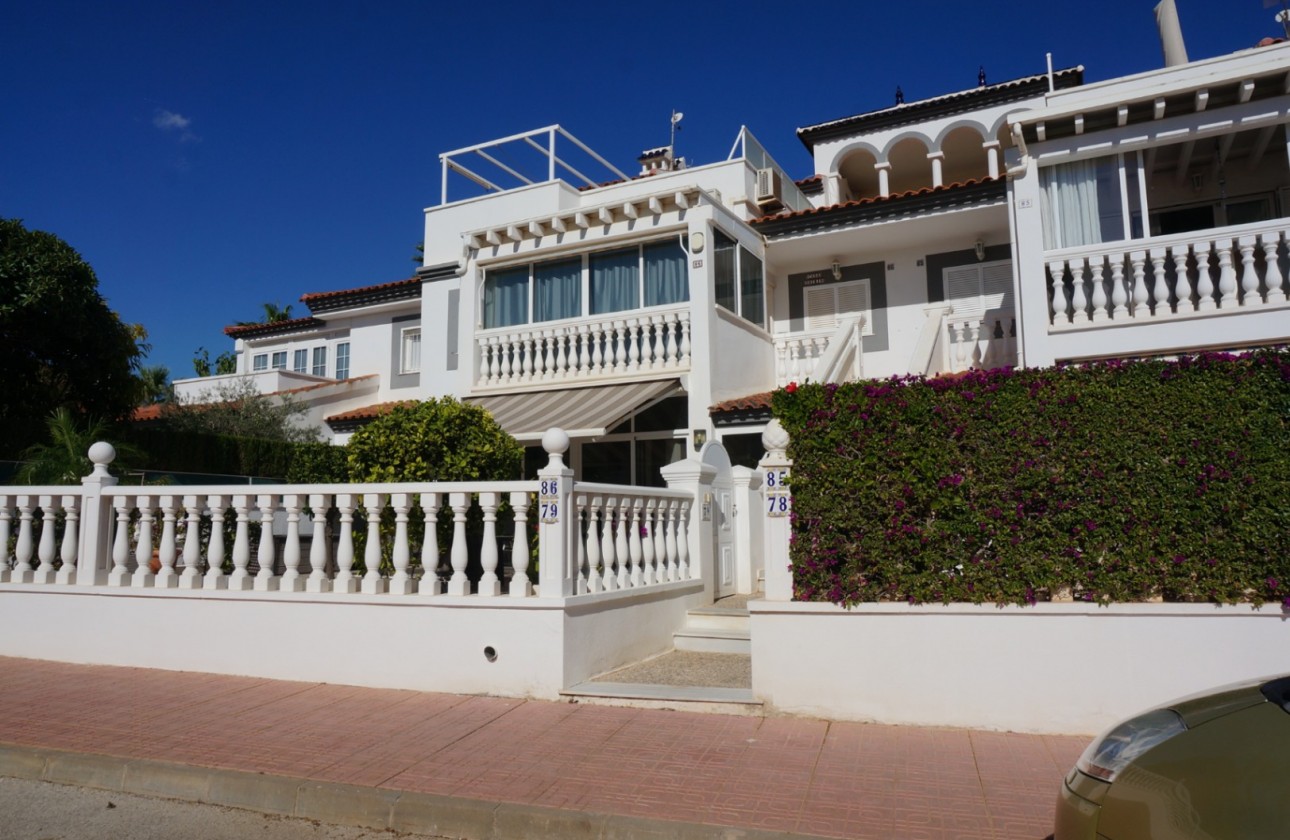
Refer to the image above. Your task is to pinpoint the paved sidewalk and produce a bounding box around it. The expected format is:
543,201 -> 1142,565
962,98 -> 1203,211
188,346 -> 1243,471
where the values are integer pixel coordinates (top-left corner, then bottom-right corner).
0,657 -> 1082,840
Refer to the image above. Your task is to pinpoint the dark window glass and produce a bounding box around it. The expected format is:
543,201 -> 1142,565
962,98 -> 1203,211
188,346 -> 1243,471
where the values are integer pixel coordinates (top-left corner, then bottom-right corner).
714,229 -> 737,311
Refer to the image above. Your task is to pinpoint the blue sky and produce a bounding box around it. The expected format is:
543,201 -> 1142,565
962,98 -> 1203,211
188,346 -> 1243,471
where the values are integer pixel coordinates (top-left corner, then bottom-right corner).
3,1 -> 1282,382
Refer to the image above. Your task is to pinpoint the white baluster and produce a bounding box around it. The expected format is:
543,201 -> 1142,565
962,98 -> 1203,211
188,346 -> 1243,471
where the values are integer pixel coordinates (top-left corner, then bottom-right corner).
952,322 -> 969,371
641,500 -> 657,586
1088,259 -> 1108,322
585,498 -> 603,593
674,501 -> 690,579
280,494 -> 304,592
609,322 -> 624,371
204,495 -> 228,590
968,321 -> 983,369
108,499 -> 131,586
178,495 -> 202,589
334,494 -> 358,593
447,492 -> 471,596
1238,236 -> 1261,306
521,333 -> 535,381
646,315 -> 662,369
154,495 -> 179,588
132,497 -> 155,588
1129,252 -> 1149,318
389,493 -> 413,595
228,495 -> 252,590
1195,241 -> 1216,311
1047,261 -> 1068,324
1149,251 -> 1170,317
663,501 -> 678,582
480,337 -> 494,385
1262,234 -> 1286,304
11,497 -> 34,583
615,501 -> 630,589
575,324 -> 590,375
509,491 -> 532,597
306,494 -> 331,593
361,493 -> 386,595
254,494 -> 278,591
1109,257 -> 1128,319
1172,247 -> 1194,313
575,494 -> 590,595
33,495 -> 58,584
539,331 -> 554,379
419,493 -> 441,596
1070,259 -> 1090,323
51,494 -> 78,584
0,499 -> 11,584
628,499 -> 643,588
600,499 -> 618,591
591,324 -> 606,373
1216,240 -> 1237,308
625,318 -> 640,371
662,317 -> 678,366
477,492 -> 501,596
679,315 -> 691,363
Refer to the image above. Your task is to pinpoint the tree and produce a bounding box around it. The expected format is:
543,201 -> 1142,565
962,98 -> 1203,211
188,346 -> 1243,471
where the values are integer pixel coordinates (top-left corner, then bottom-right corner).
192,346 -> 237,377
160,377 -> 319,443
236,302 -> 293,326
15,408 -> 143,485
0,219 -> 145,457
345,398 -> 522,482
136,365 -> 172,405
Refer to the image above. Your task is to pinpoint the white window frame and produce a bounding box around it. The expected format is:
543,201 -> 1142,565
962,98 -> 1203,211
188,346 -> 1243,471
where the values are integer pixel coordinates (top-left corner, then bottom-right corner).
271,351 -> 287,370
252,353 -> 268,372
400,327 -> 421,374
312,346 -> 327,377
292,348 -> 308,373
335,342 -> 350,380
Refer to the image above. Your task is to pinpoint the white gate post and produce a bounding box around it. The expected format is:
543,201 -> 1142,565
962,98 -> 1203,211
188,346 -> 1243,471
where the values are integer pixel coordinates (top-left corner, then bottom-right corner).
537,428 -> 575,597
759,420 -> 794,601
76,442 -> 119,586
660,456 -> 718,599
729,466 -> 764,595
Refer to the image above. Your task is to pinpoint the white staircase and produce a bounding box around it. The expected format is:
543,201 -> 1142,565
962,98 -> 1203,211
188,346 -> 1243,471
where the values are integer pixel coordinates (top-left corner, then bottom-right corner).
672,603 -> 750,654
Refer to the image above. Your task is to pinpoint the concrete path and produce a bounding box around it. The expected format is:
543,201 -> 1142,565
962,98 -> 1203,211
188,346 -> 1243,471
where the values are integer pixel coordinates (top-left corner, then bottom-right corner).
0,656 -> 1082,839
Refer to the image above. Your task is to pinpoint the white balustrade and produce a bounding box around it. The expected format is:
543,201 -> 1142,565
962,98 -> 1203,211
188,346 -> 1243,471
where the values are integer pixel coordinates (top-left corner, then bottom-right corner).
945,312 -> 1017,373
2,469 -> 700,603
1045,220 -> 1290,330
775,332 -> 830,386
477,308 -> 691,387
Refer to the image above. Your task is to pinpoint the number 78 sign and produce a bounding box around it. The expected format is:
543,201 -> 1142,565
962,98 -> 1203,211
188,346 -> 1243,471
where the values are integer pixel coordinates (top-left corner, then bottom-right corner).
765,469 -> 790,517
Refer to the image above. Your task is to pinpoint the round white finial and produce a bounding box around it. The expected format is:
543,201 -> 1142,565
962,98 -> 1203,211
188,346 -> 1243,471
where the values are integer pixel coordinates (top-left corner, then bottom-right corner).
542,427 -> 570,456
761,419 -> 790,458
88,441 -> 116,478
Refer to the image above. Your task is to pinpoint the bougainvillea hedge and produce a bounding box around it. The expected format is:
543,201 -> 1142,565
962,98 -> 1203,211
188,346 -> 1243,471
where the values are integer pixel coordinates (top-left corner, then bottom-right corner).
770,349 -> 1290,607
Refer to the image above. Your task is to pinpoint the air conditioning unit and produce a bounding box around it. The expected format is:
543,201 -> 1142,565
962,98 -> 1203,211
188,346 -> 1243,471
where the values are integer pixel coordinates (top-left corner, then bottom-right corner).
755,168 -> 784,212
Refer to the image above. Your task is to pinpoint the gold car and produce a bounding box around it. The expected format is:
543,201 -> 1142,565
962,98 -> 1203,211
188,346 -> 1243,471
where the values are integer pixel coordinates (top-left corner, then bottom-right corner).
1056,675 -> 1290,840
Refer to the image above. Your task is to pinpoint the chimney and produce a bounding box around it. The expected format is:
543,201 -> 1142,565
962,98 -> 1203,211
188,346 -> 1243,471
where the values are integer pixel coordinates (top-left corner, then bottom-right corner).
1155,0 -> 1190,67
638,146 -> 674,175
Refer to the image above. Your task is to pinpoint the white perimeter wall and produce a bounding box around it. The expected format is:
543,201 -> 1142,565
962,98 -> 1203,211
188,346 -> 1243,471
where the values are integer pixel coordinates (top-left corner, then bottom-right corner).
751,601 -> 1290,735
0,586 -> 700,700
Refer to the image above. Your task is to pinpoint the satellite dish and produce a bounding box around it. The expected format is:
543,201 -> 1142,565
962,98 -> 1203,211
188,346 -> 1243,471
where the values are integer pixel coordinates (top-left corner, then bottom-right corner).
672,111 -> 684,124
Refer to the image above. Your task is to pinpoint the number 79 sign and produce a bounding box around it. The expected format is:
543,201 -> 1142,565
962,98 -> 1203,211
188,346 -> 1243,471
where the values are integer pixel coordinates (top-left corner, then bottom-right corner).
539,479 -> 560,523
765,469 -> 790,517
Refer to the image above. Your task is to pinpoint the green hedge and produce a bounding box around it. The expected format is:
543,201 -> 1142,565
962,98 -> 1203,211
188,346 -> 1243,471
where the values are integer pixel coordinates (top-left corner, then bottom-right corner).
771,350 -> 1290,607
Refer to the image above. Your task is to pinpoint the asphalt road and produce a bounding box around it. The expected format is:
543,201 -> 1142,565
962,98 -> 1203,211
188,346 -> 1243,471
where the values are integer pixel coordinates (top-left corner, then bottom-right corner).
0,777 -> 434,840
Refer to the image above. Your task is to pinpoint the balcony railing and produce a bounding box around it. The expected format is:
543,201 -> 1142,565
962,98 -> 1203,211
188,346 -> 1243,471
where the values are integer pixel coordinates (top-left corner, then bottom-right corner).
946,310 -> 1017,372
774,316 -> 866,386
476,308 -> 691,388
1044,219 -> 1290,329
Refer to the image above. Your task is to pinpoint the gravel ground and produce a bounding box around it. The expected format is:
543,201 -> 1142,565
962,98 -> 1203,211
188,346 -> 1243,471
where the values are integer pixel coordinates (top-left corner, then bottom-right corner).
590,651 -> 751,688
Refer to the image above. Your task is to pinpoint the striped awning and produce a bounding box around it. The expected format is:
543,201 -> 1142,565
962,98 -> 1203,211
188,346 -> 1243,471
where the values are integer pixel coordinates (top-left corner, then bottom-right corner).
466,380 -> 681,441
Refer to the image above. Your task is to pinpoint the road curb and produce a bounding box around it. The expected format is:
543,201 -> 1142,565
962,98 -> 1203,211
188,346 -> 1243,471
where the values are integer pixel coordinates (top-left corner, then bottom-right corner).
0,743 -> 814,839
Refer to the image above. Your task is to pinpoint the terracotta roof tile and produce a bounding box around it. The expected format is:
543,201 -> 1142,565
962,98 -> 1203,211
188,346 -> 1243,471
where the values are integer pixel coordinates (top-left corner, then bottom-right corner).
223,316 -> 323,338
751,176 -> 1001,225
710,392 -> 774,413
325,400 -> 417,423
300,276 -> 420,305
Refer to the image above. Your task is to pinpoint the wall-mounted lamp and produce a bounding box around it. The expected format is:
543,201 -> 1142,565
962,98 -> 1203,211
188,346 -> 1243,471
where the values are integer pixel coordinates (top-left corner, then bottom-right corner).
974,239 -> 986,262
693,429 -> 707,449
690,231 -> 705,254
831,261 -> 842,281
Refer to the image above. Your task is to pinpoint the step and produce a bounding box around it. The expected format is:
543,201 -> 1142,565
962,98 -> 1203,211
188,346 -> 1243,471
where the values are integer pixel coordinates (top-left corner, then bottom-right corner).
562,681 -> 762,715
673,626 -> 751,655
683,606 -> 750,633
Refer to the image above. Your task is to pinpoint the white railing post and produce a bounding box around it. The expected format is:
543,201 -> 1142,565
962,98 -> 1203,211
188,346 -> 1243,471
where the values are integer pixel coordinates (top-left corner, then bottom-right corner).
509,490 -> 533,597
730,466 -> 764,596
660,454 -> 716,597
75,442 -> 117,586
537,428 -> 575,597
759,420 -> 794,602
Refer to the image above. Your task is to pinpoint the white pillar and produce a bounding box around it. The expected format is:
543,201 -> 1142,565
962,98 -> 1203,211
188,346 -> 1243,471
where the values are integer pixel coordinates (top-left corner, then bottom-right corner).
537,428 -> 576,597
660,456 -> 718,602
730,465 -> 764,595
75,442 -> 118,586
825,173 -> 844,205
983,141 -> 1001,179
874,162 -> 892,196
759,420 -> 793,602
927,151 -> 944,188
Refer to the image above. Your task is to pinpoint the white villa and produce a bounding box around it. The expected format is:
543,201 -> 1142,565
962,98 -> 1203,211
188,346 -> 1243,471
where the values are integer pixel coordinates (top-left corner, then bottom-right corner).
5,18 -> 1290,735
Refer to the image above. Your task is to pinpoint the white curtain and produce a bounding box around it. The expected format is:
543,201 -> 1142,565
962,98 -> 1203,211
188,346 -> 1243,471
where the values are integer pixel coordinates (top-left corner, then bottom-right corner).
590,248 -> 638,315
534,257 -> 581,322
1041,158 -> 1124,249
644,240 -> 688,307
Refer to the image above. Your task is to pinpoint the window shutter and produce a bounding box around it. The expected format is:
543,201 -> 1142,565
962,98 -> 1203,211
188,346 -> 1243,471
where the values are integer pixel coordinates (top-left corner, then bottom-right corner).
982,263 -> 1014,312
946,266 -> 983,316
805,286 -> 837,331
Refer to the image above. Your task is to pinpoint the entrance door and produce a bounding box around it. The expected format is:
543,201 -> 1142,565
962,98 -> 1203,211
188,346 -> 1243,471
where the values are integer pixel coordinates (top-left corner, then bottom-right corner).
700,441 -> 736,599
